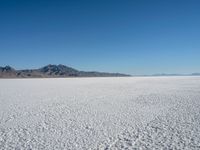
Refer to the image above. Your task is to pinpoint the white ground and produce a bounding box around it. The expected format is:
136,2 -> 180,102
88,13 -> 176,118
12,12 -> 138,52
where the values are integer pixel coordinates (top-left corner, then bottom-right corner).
0,77 -> 200,149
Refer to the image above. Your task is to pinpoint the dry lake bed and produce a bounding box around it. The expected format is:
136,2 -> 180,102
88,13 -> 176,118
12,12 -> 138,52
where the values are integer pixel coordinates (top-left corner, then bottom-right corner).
0,77 -> 200,149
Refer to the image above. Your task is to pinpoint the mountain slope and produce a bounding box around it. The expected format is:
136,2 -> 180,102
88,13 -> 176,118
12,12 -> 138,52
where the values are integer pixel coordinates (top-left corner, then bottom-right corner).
0,64 -> 130,78
0,66 -> 17,78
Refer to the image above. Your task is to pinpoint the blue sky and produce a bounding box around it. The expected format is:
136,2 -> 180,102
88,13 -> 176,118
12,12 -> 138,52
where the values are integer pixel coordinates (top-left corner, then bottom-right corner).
0,0 -> 200,75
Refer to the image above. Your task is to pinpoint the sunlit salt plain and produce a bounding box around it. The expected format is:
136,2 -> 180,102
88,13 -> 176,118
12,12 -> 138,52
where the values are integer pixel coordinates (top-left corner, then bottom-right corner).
0,77 -> 200,149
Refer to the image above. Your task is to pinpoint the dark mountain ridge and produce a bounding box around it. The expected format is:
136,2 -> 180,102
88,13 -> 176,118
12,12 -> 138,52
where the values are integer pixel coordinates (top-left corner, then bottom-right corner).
0,64 -> 130,78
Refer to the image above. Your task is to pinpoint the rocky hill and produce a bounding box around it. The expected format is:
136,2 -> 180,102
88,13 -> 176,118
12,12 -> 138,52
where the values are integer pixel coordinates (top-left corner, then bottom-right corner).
0,64 -> 130,78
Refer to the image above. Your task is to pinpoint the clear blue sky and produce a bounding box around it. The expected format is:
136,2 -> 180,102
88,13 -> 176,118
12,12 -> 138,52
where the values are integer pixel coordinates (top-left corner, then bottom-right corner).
0,0 -> 200,75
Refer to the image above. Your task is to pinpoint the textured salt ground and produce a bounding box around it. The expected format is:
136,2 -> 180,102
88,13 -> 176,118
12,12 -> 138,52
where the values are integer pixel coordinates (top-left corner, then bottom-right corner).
0,77 -> 200,149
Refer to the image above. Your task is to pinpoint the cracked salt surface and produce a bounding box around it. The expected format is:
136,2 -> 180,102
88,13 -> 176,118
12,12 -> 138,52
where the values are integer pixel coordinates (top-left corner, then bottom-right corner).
0,77 -> 200,149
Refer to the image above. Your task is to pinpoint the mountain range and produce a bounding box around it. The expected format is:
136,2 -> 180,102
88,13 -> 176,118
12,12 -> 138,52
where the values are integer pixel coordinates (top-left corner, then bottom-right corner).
0,64 -> 130,78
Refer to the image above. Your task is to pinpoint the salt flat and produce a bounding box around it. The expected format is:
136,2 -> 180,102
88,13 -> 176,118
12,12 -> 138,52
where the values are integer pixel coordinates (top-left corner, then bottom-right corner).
0,77 -> 200,149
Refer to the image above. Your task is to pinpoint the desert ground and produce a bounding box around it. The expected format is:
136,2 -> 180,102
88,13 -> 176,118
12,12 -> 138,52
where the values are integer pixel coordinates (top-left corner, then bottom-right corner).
0,77 -> 200,149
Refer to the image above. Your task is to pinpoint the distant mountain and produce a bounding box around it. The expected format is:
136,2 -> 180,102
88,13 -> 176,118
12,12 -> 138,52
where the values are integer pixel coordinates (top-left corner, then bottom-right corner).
0,66 -> 17,78
150,73 -> 200,77
0,64 -> 130,78
191,73 -> 200,76
151,73 -> 182,76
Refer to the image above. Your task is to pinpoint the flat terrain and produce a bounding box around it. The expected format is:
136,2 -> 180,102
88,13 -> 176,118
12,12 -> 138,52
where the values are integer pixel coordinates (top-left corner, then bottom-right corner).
0,77 -> 200,149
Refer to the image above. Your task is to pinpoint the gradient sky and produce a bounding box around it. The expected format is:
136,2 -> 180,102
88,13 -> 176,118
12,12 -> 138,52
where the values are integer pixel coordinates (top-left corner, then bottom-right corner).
0,0 -> 200,75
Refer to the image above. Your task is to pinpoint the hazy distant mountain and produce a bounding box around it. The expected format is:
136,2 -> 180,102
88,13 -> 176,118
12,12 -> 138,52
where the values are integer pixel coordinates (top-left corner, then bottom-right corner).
191,73 -> 200,76
151,73 -> 182,76
0,64 -> 130,78
151,73 -> 200,76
